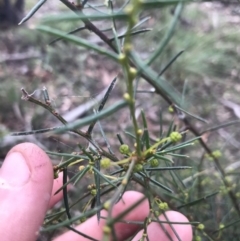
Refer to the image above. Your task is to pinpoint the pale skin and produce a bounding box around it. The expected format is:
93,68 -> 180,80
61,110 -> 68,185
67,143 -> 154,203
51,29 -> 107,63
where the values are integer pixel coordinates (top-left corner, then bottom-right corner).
0,143 -> 193,241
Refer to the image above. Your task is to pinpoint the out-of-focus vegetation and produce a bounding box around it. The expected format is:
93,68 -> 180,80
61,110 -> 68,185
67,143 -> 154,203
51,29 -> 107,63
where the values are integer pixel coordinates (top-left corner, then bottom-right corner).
0,0 -> 24,27
1,0 -> 240,240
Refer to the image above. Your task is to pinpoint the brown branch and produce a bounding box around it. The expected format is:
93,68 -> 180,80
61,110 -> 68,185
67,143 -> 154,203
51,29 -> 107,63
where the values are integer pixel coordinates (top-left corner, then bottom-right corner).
21,88 -> 119,162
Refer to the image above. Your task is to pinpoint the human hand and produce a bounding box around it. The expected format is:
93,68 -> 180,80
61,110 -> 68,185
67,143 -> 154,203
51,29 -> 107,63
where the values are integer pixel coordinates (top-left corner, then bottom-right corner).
0,143 -> 193,241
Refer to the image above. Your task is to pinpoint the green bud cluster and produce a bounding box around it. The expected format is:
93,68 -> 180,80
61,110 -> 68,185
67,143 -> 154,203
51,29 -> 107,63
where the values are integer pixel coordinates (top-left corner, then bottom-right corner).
212,150 -> 222,158
100,158 -> 111,168
88,167 -> 94,175
133,164 -> 143,172
219,185 -> 228,195
170,131 -> 182,143
90,189 -> 97,196
119,144 -> 130,154
158,202 -> 168,211
150,158 -> 159,167
205,150 -> 222,161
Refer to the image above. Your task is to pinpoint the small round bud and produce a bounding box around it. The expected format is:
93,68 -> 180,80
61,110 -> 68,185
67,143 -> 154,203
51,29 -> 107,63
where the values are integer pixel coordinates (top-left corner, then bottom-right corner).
195,236 -> 201,241
103,201 -> 110,210
134,164 -> 143,172
124,4 -> 134,15
158,202 -> 168,211
154,211 -> 160,216
219,223 -> 224,229
119,144 -> 130,154
150,158 -> 159,167
129,67 -> 137,78
137,129 -> 143,135
54,171 -> 59,179
123,93 -> 131,101
122,178 -> 128,185
101,158 -> 111,168
90,189 -> 97,196
124,43 -> 132,53
88,167 -> 94,175
79,165 -> 85,171
170,131 -> 182,143
168,106 -> 174,113
224,176 -> 232,185
118,53 -> 126,63
197,223 -> 205,230
219,186 -> 228,195
158,203 -> 165,210
103,225 -> 111,234
236,192 -> 240,198
163,202 -> 168,210
212,150 -> 222,158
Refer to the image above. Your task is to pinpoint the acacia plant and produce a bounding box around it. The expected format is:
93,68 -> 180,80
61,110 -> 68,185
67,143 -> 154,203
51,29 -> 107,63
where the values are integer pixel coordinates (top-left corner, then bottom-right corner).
11,0 -> 240,240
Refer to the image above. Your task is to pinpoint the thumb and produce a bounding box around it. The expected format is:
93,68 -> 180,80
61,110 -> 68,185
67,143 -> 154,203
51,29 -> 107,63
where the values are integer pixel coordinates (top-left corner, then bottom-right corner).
0,143 -> 53,241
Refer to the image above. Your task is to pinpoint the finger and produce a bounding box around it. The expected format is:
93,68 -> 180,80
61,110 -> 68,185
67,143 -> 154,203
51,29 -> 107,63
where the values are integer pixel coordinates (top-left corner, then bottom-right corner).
132,210 -> 193,241
0,143 -> 53,241
54,191 -> 150,241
